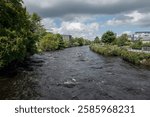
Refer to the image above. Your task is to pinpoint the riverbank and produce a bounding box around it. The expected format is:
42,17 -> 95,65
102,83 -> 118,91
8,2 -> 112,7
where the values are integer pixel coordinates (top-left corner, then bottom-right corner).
90,44 -> 150,66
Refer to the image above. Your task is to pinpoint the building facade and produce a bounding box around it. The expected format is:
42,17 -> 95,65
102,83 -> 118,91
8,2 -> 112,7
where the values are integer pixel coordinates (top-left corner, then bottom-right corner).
133,31 -> 150,43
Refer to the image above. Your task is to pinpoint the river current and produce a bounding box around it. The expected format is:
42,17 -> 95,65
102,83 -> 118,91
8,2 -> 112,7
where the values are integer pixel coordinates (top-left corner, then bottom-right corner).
0,46 -> 150,99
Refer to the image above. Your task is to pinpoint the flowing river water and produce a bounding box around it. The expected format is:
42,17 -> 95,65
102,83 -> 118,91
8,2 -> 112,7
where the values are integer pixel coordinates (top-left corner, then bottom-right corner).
0,46 -> 150,100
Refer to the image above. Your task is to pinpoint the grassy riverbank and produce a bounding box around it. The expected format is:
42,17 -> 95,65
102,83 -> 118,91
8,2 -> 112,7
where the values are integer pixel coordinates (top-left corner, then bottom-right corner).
90,44 -> 150,66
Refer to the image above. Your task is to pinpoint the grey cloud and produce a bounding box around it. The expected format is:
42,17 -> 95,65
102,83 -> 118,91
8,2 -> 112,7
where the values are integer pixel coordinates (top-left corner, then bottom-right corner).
24,0 -> 150,18
138,7 -> 150,13
138,17 -> 150,27
116,15 -> 133,20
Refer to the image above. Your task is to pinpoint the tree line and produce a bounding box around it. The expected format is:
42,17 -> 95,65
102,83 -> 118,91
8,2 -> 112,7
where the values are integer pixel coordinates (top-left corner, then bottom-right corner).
94,31 -> 130,46
37,33 -> 91,52
91,31 -> 150,66
0,0 -> 91,69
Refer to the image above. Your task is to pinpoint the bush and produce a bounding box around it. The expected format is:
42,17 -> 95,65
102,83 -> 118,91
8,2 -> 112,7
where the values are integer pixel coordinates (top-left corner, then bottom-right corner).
0,30 -> 27,68
90,44 -> 121,56
38,33 -> 61,51
142,42 -> 150,47
131,40 -> 142,49
114,34 -> 130,46
90,44 -> 150,66
0,1 -> 45,69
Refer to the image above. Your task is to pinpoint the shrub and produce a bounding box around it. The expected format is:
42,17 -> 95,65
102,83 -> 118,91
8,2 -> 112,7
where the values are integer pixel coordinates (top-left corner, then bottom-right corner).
131,40 -> 142,49
114,34 -> 130,46
90,44 -> 150,66
38,33 -> 60,51
142,42 -> 150,47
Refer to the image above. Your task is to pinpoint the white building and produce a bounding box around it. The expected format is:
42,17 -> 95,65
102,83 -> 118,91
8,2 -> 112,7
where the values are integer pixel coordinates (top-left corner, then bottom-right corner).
133,31 -> 150,43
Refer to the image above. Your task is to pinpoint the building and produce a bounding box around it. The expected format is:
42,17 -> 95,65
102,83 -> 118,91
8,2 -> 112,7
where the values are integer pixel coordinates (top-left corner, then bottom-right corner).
133,31 -> 150,43
62,35 -> 72,41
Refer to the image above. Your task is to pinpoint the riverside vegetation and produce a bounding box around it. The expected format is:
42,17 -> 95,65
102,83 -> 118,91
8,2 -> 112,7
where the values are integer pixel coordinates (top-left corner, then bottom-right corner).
0,1 -> 149,71
0,0 -> 90,70
90,31 -> 150,66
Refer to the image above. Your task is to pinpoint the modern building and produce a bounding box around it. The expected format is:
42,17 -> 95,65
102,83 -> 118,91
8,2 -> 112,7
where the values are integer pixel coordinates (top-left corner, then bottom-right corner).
62,35 -> 72,41
133,31 -> 150,43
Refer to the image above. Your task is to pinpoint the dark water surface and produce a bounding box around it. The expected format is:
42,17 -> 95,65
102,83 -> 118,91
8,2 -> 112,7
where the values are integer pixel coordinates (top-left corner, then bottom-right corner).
0,46 -> 150,100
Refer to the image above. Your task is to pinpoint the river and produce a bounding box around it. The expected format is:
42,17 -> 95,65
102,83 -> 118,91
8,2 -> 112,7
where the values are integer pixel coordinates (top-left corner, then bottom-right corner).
0,46 -> 150,100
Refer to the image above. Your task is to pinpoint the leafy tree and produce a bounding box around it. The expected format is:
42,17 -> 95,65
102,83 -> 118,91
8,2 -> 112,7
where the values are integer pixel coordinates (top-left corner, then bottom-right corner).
114,34 -> 129,46
38,33 -> 62,51
84,39 -> 91,45
69,38 -> 77,47
101,31 -> 116,44
94,36 -> 100,43
0,0 -> 45,68
56,34 -> 65,49
63,39 -> 70,47
77,37 -> 85,46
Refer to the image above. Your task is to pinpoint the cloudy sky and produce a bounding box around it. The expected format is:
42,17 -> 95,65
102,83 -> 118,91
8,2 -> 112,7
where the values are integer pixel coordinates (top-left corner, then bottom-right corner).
23,0 -> 150,39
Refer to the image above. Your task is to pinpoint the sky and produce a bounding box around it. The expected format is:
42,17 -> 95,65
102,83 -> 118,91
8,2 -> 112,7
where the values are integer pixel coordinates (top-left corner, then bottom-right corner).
23,0 -> 150,40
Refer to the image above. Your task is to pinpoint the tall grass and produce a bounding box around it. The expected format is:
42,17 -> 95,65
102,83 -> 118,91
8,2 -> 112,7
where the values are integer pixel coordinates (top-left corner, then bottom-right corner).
90,44 -> 150,66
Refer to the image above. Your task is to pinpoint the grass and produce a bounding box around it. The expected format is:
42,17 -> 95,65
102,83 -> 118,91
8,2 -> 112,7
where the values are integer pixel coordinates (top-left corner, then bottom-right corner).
90,43 -> 150,66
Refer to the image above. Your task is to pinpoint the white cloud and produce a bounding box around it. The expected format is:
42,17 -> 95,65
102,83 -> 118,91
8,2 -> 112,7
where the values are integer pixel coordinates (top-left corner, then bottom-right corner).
106,11 -> 150,27
41,18 -> 56,32
107,18 -> 124,26
41,18 -> 100,39
58,22 -> 100,39
122,31 -> 132,35
63,22 -> 84,31
126,11 -> 144,22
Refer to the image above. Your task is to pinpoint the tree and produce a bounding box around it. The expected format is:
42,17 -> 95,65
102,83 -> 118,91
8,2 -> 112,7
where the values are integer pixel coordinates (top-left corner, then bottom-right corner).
38,33 -> 65,51
131,40 -> 143,50
101,31 -> 116,44
94,36 -> 100,43
56,34 -> 65,49
0,0 -> 45,68
114,34 -> 129,46
77,37 -> 85,46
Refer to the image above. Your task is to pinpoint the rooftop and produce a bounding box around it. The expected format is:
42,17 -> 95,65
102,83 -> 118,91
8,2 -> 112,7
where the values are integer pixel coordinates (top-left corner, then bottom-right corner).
135,31 -> 150,34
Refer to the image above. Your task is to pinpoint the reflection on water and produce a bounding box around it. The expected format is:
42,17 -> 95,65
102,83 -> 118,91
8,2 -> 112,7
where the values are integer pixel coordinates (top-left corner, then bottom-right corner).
0,46 -> 150,100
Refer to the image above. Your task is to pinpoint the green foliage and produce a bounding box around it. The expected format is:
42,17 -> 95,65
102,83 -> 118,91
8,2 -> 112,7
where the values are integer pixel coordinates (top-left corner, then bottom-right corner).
77,37 -> 85,46
84,39 -> 91,45
114,34 -> 130,46
38,33 -> 61,51
120,50 -> 147,64
63,39 -> 71,47
142,42 -> 150,47
90,44 -> 150,66
38,34 -> 91,52
0,0 -> 45,68
68,37 -> 91,47
94,36 -> 101,43
90,44 -> 121,56
131,40 -> 142,50
101,31 -> 116,44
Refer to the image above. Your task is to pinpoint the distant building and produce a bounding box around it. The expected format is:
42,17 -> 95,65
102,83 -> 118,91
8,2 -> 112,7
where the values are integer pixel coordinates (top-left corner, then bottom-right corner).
62,35 -> 72,41
133,31 -> 150,43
